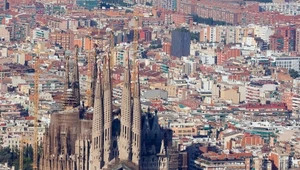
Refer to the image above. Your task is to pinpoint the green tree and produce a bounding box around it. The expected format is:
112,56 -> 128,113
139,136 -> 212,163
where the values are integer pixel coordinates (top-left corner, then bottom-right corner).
145,2 -> 152,6
0,146 -> 34,170
125,9 -> 132,13
191,14 -> 230,26
289,69 -> 300,79
190,32 -> 200,41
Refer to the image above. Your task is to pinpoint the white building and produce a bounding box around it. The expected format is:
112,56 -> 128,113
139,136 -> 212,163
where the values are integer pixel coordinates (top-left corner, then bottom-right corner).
245,81 -> 277,103
252,25 -> 274,43
292,94 -> 300,110
259,3 -> 300,16
199,55 -> 216,65
32,27 -> 50,40
272,56 -> 300,72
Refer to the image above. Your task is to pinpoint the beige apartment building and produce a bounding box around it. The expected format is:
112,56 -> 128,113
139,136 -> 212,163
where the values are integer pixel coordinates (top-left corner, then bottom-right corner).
212,83 -> 246,104
170,122 -> 198,137
220,88 -> 240,104
151,82 -> 177,97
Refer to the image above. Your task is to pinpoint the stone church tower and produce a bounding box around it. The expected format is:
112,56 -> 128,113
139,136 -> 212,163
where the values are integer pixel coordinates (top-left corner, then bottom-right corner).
41,41 -> 175,170
40,45 -> 92,170
90,48 -> 174,170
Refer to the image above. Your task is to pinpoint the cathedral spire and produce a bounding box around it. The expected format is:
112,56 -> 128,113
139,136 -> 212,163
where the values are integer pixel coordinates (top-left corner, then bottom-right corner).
119,48 -> 132,161
131,58 -> 142,165
91,61 -> 104,169
62,53 -> 78,109
72,45 -> 80,107
103,52 -> 113,164
63,54 -> 69,93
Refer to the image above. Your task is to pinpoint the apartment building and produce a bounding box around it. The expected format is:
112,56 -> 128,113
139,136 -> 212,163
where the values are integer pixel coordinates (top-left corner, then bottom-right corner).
47,16 -> 78,31
156,0 -> 177,11
194,153 -> 252,170
151,83 -> 177,97
183,61 -> 197,75
49,30 -> 75,50
292,93 -> 300,110
0,25 -> 10,42
177,0 -> 195,15
0,65 -> 10,80
169,122 -> 198,137
220,88 -> 240,104
296,28 -> 300,54
199,26 -> 226,43
199,25 -> 274,44
259,3 -> 300,16
74,35 -> 93,51
270,25 -> 296,53
269,150 -> 289,170
245,80 -> 278,103
32,27 -> 50,40
216,47 -> 241,65
194,0 -> 243,24
253,25 -> 274,43
272,56 -> 300,72
282,91 -> 293,110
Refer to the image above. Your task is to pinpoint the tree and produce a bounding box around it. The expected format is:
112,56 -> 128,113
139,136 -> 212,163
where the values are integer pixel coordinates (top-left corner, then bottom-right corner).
190,32 -> 200,42
191,14 -> 230,26
0,146 -> 34,170
125,9 -> 132,13
289,69 -> 300,79
145,2 -> 152,6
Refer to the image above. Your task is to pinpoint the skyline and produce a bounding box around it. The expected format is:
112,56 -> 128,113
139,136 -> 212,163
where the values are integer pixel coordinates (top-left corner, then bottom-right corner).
0,0 -> 299,170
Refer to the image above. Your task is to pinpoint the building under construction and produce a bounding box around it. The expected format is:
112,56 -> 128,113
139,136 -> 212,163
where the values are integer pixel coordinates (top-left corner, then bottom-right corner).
39,33 -> 179,169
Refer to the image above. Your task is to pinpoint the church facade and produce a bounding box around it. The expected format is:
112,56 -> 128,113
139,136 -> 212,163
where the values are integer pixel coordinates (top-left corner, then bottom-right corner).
40,46 -> 173,170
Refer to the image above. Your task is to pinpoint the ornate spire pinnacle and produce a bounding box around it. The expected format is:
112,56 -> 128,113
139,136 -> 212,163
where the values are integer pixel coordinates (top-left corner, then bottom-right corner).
103,52 -> 113,163
91,60 -> 104,169
62,54 -> 76,109
119,48 -> 132,161
131,58 -> 141,165
72,45 -> 80,107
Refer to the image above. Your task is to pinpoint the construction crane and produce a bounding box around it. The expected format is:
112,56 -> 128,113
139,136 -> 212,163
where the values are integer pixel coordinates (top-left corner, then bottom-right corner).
132,16 -> 139,63
109,26 -> 115,69
19,135 -> 30,170
86,44 -> 98,107
131,16 -> 139,91
33,47 -> 40,170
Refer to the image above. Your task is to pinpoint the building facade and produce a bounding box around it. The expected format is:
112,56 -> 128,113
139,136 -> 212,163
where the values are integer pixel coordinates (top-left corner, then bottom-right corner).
50,30 -> 75,50
171,28 -> 191,58
40,47 -> 175,170
270,26 -> 296,53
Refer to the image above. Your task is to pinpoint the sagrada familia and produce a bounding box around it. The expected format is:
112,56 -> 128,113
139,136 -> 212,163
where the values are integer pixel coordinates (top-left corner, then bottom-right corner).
39,43 -> 173,170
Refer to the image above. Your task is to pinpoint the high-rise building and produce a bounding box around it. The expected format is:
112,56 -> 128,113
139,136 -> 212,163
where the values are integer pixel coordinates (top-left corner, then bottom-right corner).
270,25 -> 296,53
40,45 -> 175,170
3,0 -> 9,11
171,28 -> 191,58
